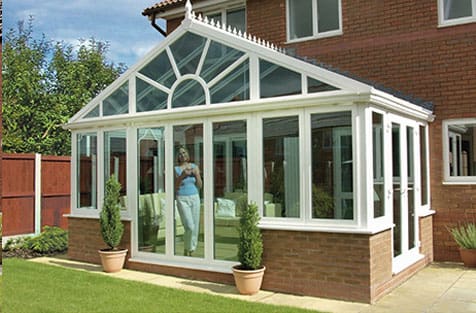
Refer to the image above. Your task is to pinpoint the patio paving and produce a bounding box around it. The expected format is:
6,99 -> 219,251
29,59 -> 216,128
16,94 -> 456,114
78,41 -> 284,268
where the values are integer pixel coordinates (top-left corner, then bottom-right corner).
30,257 -> 476,313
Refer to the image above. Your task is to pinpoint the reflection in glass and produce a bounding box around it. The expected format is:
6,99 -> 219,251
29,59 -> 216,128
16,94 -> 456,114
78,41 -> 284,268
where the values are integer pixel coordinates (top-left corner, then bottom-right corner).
289,0 -> 313,39
311,112 -> 353,219
170,32 -> 207,75
226,8 -> 246,33
308,77 -> 339,93
136,78 -> 168,112
104,130 -> 127,210
317,0 -> 340,32
173,124 -> 204,258
444,0 -> 472,20
171,79 -> 206,108
372,112 -> 384,218
407,127 -> 415,250
77,133 -> 97,209
138,128 -> 166,254
213,120 -> 247,261
263,116 -> 300,218
419,125 -> 428,206
139,51 -> 176,88
103,82 -> 129,116
260,60 -> 301,98
84,105 -> 99,118
210,61 -> 249,104
201,41 -> 245,82
392,123 -> 401,257
448,123 -> 476,176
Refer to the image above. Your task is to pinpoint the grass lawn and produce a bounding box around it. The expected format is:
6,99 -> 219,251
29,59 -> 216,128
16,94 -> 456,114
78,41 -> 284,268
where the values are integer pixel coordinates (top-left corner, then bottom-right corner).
1,258 -> 322,313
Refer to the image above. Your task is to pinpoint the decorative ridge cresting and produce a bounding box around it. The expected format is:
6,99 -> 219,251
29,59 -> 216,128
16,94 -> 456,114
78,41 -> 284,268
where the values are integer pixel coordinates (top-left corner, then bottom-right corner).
183,0 -> 284,54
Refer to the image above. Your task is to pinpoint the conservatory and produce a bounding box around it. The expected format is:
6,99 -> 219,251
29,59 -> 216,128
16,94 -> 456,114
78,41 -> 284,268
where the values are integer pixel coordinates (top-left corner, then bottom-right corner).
66,9 -> 434,303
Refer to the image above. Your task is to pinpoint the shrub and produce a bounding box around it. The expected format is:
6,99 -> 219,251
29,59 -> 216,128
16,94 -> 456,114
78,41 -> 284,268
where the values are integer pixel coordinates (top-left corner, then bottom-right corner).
237,202 -> 263,270
448,222 -> 476,249
100,175 -> 124,250
26,226 -> 68,253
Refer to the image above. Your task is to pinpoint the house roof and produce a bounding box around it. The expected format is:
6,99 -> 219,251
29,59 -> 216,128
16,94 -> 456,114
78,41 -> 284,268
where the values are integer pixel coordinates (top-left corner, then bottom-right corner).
143,0 -> 204,16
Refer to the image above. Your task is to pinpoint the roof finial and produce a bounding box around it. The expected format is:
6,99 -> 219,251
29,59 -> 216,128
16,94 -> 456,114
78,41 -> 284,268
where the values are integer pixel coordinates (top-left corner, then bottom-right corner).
185,0 -> 193,19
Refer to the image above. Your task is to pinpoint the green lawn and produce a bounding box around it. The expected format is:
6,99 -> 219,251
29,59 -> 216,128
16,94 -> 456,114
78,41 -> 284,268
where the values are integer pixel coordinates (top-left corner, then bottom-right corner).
1,259 -> 321,313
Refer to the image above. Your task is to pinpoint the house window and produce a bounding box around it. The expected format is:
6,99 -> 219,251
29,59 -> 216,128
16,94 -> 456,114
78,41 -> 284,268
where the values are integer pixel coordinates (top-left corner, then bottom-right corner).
287,0 -> 342,41
443,119 -> 476,183
439,0 -> 476,26
311,111 -> 353,220
263,116 -> 300,218
207,7 -> 246,33
372,112 -> 385,218
77,133 -> 97,209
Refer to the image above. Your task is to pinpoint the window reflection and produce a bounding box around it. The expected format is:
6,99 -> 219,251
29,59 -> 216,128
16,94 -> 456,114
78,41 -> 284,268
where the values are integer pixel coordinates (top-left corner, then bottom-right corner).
104,130 -> 127,210
448,122 -> 476,176
77,133 -> 97,209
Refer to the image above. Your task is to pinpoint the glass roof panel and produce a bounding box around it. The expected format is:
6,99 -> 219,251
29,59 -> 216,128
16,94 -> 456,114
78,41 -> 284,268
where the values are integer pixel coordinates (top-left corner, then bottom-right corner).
170,32 -> 207,75
211,60 -> 249,104
260,60 -> 302,98
171,79 -> 206,108
136,78 -> 168,112
201,41 -> 245,82
308,77 -> 339,93
84,105 -> 99,118
103,82 -> 129,116
139,51 -> 176,88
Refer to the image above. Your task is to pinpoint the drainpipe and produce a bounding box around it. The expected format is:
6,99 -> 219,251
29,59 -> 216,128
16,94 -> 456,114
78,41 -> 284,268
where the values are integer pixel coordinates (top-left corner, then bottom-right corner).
151,13 -> 167,37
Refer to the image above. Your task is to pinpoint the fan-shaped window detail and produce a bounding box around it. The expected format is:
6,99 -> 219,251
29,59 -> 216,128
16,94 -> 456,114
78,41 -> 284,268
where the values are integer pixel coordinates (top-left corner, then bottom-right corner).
84,105 -> 99,118
308,77 -> 339,93
139,51 -> 176,88
211,60 -> 249,104
201,41 -> 245,82
170,32 -> 207,75
260,60 -> 302,98
172,79 -> 206,108
103,82 -> 129,116
136,78 -> 168,112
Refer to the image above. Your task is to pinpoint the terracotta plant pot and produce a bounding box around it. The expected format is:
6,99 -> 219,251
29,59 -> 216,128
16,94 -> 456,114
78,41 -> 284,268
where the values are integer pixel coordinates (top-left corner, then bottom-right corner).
459,248 -> 476,268
232,265 -> 266,295
98,249 -> 128,273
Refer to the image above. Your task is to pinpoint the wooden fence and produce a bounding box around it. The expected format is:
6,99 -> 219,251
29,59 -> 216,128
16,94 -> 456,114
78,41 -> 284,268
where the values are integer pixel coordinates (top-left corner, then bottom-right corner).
1,153 -> 70,237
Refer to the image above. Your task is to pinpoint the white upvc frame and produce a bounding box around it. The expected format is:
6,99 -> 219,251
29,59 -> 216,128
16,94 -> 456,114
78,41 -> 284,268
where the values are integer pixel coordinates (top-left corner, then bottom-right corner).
438,0 -> 476,27
286,0 -> 343,43
442,118 -> 476,184
205,6 -> 247,31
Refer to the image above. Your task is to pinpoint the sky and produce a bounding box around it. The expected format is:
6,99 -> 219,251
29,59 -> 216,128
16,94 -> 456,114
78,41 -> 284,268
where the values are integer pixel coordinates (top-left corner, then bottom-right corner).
3,0 -> 167,67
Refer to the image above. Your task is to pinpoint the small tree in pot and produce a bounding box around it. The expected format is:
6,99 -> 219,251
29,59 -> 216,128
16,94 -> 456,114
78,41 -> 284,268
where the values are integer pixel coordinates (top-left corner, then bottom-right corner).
98,175 -> 128,272
232,202 -> 265,295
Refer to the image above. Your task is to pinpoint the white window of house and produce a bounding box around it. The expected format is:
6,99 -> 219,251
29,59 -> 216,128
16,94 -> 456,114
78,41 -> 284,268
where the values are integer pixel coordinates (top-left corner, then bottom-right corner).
443,119 -> 476,184
438,0 -> 476,26
76,133 -> 98,210
287,0 -> 342,42
207,7 -> 246,33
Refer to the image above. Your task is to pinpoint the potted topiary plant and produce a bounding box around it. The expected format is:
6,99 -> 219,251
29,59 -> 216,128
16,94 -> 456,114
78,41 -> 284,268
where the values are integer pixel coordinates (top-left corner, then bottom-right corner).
98,174 -> 128,273
448,221 -> 476,268
232,202 -> 265,295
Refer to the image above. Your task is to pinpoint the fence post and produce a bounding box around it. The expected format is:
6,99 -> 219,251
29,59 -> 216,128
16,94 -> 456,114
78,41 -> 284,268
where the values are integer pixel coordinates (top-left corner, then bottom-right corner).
35,153 -> 42,235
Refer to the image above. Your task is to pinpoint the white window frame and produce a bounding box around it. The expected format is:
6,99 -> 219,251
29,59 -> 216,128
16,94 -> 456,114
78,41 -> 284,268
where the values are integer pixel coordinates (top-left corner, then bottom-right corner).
205,6 -> 246,31
442,118 -> 476,184
438,0 -> 476,27
286,0 -> 343,43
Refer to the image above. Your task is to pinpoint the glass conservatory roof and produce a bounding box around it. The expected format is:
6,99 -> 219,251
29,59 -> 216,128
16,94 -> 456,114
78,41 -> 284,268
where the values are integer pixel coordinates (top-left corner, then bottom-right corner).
68,11 -> 433,126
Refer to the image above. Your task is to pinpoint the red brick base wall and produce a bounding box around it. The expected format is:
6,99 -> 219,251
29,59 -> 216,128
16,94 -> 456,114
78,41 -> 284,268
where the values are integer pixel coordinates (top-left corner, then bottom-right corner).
68,215 -> 432,303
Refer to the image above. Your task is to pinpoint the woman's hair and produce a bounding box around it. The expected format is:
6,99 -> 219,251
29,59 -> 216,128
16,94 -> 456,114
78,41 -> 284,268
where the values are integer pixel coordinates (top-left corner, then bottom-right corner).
176,145 -> 190,163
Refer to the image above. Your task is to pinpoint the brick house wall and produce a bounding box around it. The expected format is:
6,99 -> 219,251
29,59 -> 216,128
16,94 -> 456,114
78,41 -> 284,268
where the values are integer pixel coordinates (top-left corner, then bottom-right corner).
165,0 -> 475,262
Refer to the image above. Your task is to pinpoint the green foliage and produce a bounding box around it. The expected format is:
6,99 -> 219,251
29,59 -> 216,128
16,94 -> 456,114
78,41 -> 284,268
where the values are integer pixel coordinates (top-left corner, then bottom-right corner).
26,226 -> 68,253
100,175 -> 124,250
312,185 -> 334,218
3,226 -> 68,254
237,202 -> 263,270
2,18 -> 126,155
448,222 -> 476,249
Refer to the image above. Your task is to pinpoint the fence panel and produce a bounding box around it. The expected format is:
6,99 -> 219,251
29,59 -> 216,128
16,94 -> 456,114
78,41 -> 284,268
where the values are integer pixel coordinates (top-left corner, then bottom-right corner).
1,153 -> 71,236
2,154 -> 36,236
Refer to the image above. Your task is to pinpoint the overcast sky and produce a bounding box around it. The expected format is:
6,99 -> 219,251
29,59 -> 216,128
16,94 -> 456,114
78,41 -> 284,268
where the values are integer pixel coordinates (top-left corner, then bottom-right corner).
3,0 -> 167,67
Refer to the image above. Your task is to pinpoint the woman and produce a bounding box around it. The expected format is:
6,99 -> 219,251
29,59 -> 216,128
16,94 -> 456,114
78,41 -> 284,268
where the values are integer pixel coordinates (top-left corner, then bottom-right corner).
175,146 -> 203,256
